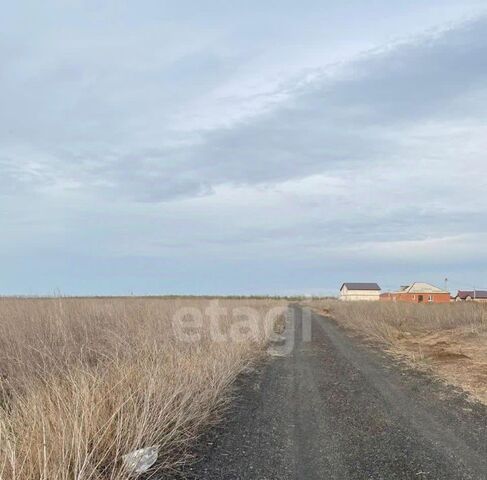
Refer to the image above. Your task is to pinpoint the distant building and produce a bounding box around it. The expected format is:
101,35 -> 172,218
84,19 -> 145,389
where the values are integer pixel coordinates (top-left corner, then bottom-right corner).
454,290 -> 487,303
339,283 -> 381,301
380,282 -> 450,304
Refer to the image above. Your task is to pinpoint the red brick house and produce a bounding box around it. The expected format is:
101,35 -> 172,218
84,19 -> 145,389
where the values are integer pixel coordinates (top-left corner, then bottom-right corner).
380,282 -> 450,304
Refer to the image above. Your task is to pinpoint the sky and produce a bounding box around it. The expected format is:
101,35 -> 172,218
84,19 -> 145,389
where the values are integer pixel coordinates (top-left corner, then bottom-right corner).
1,0 -> 487,296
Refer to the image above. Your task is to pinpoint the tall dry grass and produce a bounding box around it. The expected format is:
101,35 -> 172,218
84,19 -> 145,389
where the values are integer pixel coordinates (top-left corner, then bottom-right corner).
0,297 -> 285,479
320,300 -> 487,343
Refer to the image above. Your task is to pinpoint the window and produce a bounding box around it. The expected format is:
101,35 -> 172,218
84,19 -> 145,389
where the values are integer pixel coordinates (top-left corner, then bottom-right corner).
428,295 -> 433,303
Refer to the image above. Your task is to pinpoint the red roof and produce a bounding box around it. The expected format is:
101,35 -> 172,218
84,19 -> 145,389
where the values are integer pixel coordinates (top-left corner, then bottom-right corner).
456,290 -> 487,300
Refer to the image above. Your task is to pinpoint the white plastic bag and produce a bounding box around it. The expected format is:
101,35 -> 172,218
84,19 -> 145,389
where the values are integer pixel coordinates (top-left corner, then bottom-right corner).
122,446 -> 159,474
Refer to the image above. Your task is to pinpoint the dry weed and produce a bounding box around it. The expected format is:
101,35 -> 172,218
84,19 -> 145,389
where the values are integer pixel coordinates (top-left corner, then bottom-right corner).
0,297 -> 285,479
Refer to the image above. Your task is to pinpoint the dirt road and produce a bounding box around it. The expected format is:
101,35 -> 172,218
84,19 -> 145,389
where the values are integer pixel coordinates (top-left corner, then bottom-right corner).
186,305 -> 487,479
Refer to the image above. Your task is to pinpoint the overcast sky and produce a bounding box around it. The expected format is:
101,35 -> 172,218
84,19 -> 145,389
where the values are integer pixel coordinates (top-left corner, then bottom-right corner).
1,1 -> 487,295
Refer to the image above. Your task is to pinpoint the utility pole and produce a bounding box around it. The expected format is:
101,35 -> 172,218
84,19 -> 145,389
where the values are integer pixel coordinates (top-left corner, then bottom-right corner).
444,277 -> 448,292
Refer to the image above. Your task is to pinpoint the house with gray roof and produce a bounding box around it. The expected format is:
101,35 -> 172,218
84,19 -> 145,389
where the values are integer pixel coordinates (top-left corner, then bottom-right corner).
339,282 -> 381,301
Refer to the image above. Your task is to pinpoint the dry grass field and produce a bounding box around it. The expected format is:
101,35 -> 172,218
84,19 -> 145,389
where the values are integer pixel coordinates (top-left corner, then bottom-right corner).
0,297 -> 286,480
310,300 -> 487,404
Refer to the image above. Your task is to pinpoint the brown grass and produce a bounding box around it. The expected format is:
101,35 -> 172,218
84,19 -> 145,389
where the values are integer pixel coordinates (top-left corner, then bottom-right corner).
0,297 -> 286,479
309,300 -> 487,404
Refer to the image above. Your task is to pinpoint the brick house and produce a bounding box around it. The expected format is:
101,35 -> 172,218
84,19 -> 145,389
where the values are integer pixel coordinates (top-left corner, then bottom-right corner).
380,282 -> 450,304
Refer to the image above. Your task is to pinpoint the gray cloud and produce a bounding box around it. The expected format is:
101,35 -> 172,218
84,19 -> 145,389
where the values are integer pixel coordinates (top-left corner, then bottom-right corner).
1,3 -> 487,294
2,16 -> 487,202
186,17 -> 487,191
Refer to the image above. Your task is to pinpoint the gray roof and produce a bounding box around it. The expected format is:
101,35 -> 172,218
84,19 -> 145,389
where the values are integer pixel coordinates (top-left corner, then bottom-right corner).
341,282 -> 381,291
398,282 -> 448,294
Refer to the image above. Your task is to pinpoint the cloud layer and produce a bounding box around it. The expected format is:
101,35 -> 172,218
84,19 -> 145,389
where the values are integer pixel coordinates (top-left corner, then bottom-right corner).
1,2 -> 487,294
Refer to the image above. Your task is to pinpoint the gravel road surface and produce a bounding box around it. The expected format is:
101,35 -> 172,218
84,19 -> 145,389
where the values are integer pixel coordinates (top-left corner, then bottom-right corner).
185,305 -> 487,479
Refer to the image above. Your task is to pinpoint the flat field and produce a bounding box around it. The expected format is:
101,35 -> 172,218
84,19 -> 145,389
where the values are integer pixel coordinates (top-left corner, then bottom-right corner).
309,300 -> 487,404
0,297 -> 286,480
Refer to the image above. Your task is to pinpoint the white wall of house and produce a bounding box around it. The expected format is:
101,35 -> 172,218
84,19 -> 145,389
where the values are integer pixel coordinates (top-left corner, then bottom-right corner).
339,286 -> 381,301
455,294 -> 487,302
467,297 -> 487,303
